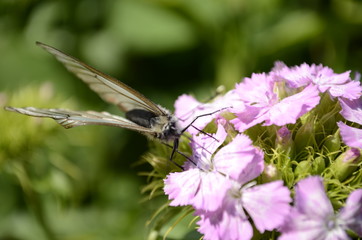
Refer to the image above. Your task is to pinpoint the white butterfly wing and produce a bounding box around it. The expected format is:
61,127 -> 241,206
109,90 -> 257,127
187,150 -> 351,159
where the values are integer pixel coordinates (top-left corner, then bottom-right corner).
36,42 -> 165,115
5,106 -> 155,133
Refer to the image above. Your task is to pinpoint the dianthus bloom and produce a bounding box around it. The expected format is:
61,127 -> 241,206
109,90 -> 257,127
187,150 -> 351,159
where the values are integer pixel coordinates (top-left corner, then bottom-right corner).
164,123 -> 291,240
279,176 -> 362,240
230,73 -> 320,132
159,61 -> 362,240
272,62 -> 362,99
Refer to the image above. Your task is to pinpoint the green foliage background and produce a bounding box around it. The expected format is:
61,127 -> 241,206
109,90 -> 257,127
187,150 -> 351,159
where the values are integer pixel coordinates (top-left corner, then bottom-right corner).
0,0 -> 361,239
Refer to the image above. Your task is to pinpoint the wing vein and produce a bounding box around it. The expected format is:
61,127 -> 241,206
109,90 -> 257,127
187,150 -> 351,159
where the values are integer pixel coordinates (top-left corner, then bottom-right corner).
36,42 -> 165,115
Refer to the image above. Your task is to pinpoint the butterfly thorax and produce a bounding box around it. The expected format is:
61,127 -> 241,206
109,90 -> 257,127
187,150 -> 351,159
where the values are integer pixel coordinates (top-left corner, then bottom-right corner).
157,115 -> 181,141
125,109 -> 181,141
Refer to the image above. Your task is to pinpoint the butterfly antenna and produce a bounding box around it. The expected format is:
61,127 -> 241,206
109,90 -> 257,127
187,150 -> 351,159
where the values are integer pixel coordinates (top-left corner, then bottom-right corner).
181,107 -> 231,134
190,125 -> 218,141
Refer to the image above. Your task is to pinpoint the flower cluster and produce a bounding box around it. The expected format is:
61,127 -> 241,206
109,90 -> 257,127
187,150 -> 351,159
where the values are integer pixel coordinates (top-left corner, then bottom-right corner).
162,62 -> 362,240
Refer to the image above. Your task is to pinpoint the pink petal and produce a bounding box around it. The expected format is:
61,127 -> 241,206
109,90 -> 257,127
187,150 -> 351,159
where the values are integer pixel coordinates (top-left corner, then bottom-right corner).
314,69 -> 350,86
279,229 -> 336,240
191,123 -> 227,166
235,73 -> 275,105
191,172 -> 231,211
339,98 -> 362,125
174,94 -> 201,121
243,181 -> 292,232
279,208 -> 344,240
230,105 -> 268,132
294,176 -> 334,218
339,189 -> 362,236
174,94 -> 205,134
326,80 -> 362,99
164,169 -> 201,206
174,93 -> 234,135
197,210 -> 253,240
274,62 -> 316,88
165,159 -> 232,211
214,134 -> 264,184
337,121 -> 362,148
266,84 -> 320,126
311,67 -> 361,99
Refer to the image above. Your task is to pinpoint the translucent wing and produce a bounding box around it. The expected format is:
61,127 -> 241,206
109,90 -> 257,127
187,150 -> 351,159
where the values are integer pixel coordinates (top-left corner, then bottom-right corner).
5,106 -> 156,133
36,42 -> 165,115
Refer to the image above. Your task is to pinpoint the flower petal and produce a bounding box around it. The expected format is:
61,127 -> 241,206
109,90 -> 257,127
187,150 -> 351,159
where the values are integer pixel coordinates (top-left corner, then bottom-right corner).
243,181 -> 291,232
174,93 -> 235,135
265,84 -> 320,126
174,94 -> 205,134
311,67 -> 362,99
326,79 -> 362,99
230,105 -> 268,132
234,73 -> 275,105
273,62 -> 362,99
164,166 -> 232,211
191,123 -> 227,167
191,172 -> 231,211
339,189 -> 362,236
294,176 -> 334,218
337,121 -> 362,148
214,134 -> 264,184
339,98 -> 362,125
197,209 -> 253,240
164,168 -> 201,207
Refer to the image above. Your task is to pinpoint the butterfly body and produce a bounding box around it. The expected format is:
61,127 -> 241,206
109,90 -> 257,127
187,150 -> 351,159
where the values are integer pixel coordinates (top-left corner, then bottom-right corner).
125,107 -> 181,141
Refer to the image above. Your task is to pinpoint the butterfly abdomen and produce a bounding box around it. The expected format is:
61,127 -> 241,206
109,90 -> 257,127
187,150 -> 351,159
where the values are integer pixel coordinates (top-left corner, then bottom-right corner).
125,109 -> 158,128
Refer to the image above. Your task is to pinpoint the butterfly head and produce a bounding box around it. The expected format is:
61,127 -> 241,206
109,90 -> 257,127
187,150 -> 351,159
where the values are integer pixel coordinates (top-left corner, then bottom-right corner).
163,115 -> 182,141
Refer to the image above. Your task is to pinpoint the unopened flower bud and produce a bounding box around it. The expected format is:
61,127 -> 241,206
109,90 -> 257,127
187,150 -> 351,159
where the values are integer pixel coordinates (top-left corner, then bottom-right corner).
275,126 -> 294,156
295,160 -> 311,178
261,163 -> 280,182
331,148 -> 361,181
312,156 -> 325,174
324,131 -> 341,153
294,120 -> 315,153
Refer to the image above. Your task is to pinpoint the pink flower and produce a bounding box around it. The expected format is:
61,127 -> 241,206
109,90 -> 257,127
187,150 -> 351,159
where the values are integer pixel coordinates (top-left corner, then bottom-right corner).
164,124 -> 264,212
164,122 -> 292,240
230,73 -> 320,132
197,181 -> 291,240
280,176 -> 362,240
164,124 -> 228,211
273,62 -> 362,99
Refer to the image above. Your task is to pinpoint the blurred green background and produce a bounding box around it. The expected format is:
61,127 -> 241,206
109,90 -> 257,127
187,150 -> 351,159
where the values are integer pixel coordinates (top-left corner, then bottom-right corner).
1,0 -> 361,239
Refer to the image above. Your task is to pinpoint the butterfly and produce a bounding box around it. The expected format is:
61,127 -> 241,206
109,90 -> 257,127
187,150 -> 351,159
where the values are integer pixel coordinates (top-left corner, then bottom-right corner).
5,42 -> 193,164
